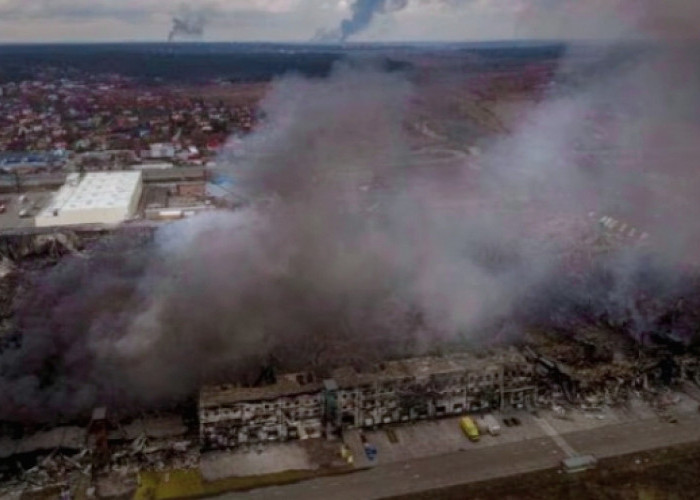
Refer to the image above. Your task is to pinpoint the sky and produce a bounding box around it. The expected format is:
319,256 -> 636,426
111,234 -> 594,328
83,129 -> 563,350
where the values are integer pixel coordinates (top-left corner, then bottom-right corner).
0,0 -> 668,43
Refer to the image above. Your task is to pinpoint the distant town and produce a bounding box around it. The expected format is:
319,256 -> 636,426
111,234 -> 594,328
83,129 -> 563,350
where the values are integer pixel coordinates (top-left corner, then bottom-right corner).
0,71 -> 264,231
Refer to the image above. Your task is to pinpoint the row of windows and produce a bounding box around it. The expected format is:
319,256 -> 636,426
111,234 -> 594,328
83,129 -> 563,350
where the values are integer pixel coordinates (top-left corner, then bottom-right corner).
203,407 -> 322,420
204,369 -> 533,416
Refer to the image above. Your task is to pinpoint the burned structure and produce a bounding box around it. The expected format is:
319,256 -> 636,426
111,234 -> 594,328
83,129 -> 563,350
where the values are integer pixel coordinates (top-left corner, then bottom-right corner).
199,373 -> 325,450
199,349 -> 536,449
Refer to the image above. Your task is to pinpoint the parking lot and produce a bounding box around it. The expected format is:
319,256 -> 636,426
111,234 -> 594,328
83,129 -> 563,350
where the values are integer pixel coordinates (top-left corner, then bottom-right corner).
344,388 -> 700,468
0,192 -> 51,230
345,412 -> 547,468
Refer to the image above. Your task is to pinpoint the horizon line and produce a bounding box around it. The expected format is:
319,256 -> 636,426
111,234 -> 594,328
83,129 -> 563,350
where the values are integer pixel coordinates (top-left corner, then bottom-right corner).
0,38 -> 655,47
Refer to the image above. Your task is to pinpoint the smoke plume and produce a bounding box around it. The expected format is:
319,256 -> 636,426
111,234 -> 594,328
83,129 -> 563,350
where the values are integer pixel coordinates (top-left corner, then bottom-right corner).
1,2 -> 700,423
314,0 -> 688,43
314,0 -> 410,42
168,5 -> 210,42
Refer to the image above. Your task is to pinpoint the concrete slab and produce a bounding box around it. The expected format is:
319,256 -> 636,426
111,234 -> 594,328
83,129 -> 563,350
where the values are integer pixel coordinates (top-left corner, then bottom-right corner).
345,413 -> 547,467
201,442 -> 314,481
0,192 -> 51,230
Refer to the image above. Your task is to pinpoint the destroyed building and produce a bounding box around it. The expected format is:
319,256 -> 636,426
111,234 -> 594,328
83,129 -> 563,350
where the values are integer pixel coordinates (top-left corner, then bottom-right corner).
199,349 -> 536,450
199,372 -> 325,450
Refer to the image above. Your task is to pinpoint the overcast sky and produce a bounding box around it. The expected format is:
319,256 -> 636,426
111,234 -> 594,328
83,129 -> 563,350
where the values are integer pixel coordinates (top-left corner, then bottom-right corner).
0,0 -> 690,43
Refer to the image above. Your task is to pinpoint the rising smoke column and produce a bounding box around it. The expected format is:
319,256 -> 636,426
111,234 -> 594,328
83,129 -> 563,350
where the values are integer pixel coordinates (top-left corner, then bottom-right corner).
314,0 -> 642,43
168,5 -> 209,42
315,0 -> 409,42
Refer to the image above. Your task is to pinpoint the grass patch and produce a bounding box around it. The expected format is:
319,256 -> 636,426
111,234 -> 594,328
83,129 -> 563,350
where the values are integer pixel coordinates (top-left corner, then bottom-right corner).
133,464 -> 358,500
135,469 -> 204,500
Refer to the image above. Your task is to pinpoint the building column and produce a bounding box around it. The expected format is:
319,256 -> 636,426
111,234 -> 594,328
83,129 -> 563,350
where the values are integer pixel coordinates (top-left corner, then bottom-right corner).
500,366 -> 505,410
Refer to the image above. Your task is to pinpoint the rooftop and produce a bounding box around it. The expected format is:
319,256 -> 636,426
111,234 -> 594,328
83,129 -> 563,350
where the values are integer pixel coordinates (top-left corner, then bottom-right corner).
39,171 -> 142,215
199,349 -> 530,407
331,350 -> 526,388
200,376 -> 323,408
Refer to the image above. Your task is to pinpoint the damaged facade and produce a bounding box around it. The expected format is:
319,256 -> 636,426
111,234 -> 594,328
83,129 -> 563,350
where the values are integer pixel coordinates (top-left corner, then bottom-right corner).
199,349 -> 536,449
199,373 -> 325,449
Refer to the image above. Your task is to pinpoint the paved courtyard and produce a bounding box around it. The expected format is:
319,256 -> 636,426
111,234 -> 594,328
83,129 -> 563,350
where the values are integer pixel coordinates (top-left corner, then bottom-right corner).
201,442 -> 314,480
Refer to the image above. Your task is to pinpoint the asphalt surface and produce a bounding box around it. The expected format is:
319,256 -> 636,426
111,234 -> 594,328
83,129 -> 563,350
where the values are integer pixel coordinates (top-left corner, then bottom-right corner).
216,412 -> 700,500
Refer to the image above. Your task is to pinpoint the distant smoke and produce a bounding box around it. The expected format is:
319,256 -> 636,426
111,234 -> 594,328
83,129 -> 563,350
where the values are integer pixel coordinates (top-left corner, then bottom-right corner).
315,0 -> 690,42
315,0 -> 410,42
168,5 -> 209,42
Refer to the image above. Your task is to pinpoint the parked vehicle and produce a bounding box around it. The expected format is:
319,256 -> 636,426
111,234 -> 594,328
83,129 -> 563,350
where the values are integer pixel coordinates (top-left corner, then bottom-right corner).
460,416 -> 480,441
481,414 -> 501,436
360,432 -> 378,461
364,443 -> 378,461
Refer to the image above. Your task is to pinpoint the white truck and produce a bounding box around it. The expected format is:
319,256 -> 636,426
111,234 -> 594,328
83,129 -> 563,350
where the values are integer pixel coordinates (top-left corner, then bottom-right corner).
480,414 -> 501,436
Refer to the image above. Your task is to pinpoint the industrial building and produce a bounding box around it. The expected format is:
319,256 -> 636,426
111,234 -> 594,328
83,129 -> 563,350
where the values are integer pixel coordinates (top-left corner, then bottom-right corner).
199,349 -> 537,450
35,171 -> 142,227
199,372 -> 324,449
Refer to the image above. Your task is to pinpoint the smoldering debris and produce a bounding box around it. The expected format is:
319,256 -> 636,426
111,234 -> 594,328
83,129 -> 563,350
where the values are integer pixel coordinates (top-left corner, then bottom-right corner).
0,232 -> 82,261
0,232 -> 86,352
0,414 -> 196,495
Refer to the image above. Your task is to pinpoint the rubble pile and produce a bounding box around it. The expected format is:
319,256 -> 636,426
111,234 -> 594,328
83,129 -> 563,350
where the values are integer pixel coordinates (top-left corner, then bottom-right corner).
0,231 -> 86,351
0,437 -> 199,497
0,413 -> 199,497
527,326 -> 700,412
0,231 -> 82,261
0,258 -> 17,317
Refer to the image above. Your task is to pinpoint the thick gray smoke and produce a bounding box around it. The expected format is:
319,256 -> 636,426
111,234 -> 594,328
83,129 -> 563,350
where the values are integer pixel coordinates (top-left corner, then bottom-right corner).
314,0 -> 410,42
168,5 -> 209,42
1,3 -> 700,423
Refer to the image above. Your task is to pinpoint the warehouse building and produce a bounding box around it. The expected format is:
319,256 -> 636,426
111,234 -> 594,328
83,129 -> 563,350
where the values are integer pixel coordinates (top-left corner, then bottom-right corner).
35,171 -> 142,227
199,349 -> 537,450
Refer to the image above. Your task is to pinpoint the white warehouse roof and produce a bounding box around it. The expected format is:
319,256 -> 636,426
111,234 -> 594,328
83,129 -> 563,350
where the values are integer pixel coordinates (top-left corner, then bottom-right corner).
36,171 -> 143,227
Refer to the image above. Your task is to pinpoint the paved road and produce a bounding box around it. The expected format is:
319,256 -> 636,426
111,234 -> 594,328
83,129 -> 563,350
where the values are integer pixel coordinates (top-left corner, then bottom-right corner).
219,436 -> 565,500
567,412 -> 700,459
216,412 -> 700,500
533,416 -> 577,458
